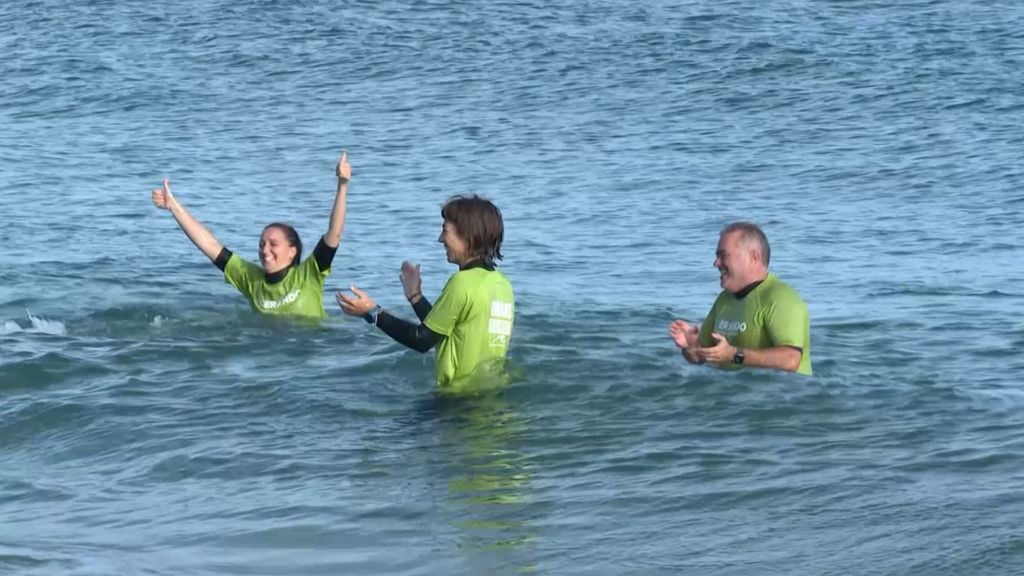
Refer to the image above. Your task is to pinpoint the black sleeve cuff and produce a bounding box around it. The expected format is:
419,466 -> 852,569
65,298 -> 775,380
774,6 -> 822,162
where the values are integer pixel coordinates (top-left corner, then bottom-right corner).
313,236 -> 337,272
214,248 -> 233,271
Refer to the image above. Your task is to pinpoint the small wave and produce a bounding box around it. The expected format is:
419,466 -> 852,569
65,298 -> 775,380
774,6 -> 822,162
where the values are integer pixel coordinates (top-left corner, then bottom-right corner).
0,553 -> 49,570
980,290 -> 1022,299
0,311 -> 67,336
867,286 -> 1016,299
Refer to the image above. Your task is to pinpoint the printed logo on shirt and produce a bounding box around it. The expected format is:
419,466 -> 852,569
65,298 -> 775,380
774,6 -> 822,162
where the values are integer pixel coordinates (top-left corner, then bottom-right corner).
260,289 -> 301,311
489,300 -> 513,347
715,318 -> 747,336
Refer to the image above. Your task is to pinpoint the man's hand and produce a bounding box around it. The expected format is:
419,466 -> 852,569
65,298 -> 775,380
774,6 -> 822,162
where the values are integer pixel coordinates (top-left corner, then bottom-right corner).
336,150 -> 351,184
668,319 -> 700,350
336,286 -> 376,316
151,178 -> 175,210
400,261 -> 422,301
695,332 -> 737,365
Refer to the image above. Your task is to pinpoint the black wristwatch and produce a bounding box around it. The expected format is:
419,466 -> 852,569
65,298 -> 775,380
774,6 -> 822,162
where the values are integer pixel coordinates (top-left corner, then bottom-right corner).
363,305 -> 382,325
733,348 -> 745,365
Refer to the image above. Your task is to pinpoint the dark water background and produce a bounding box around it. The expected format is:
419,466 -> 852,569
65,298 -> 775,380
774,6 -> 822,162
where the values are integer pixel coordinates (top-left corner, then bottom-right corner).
3,0 -> 1024,573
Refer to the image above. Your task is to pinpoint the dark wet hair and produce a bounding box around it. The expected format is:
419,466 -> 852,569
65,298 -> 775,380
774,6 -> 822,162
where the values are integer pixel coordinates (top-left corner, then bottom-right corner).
441,195 -> 504,263
263,222 -> 303,268
721,221 -> 770,266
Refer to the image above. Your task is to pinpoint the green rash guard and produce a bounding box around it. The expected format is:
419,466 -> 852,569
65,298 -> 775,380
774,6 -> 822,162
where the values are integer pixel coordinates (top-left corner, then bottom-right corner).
423,267 -> 515,388
223,253 -> 330,319
698,272 -> 812,375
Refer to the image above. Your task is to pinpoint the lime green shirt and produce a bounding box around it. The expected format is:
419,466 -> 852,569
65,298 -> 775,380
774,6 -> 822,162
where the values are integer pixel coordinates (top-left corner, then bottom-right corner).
423,267 -> 515,389
698,273 -> 812,375
223,254 -> 329,319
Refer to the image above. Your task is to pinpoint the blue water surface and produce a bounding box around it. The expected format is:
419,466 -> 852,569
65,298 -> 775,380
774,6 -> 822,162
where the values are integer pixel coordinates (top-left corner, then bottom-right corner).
2,0 -> 1024,574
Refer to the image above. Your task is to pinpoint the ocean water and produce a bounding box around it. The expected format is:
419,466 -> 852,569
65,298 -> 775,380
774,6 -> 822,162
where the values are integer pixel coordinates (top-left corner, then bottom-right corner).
3,0 -> 1024,574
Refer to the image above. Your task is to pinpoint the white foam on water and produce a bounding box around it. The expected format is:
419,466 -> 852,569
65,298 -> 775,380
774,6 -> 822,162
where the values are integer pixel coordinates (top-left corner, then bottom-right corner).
28,313 -> 67,336
151,315 -> 163,327
2,310 -> 69,336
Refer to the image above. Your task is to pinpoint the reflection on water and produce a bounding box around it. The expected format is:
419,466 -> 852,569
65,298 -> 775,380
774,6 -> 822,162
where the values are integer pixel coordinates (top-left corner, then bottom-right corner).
436,390 -> 536,573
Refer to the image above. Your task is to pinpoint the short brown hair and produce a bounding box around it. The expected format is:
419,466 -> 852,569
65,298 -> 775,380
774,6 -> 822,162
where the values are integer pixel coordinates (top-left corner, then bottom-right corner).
721,222 -> 770,265
441,195 -> 504,263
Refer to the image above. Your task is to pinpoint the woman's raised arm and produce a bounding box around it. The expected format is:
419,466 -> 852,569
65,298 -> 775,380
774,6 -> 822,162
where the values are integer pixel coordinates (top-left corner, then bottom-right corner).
323,151 -> 351,248
151,178 -> 224,262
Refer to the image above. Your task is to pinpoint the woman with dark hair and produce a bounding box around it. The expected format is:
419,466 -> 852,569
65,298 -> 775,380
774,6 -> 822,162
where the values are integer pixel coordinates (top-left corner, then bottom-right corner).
337,195 -> 515,389
151,152 -> 352,319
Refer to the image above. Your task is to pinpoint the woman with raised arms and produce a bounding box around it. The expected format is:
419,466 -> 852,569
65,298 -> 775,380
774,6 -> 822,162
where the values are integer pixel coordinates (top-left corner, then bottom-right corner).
151,152 -> 352,319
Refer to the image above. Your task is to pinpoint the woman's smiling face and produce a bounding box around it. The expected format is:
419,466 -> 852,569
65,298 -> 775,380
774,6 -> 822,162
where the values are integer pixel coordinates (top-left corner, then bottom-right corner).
259,226 -> 298,273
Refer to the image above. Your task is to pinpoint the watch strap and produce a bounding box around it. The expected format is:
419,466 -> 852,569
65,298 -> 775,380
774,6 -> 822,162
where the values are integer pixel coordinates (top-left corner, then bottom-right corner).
733,348 -> 745,365
364,305 -> 382,325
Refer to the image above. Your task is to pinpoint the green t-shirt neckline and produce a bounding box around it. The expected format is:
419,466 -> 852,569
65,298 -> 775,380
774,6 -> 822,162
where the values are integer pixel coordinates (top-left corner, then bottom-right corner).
223,253 -> 330,319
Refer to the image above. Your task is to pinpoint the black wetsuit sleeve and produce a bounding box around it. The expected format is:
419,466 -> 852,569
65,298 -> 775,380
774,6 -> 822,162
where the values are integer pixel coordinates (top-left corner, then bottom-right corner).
410,296 -> 432,322
376,310 -> 443,353
214,248 -> 233,271
313,236 -> 337,271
